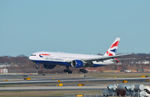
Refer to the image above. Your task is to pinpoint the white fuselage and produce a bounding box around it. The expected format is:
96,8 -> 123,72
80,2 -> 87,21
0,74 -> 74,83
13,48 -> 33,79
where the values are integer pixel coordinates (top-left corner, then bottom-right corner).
29,51 -> 114,65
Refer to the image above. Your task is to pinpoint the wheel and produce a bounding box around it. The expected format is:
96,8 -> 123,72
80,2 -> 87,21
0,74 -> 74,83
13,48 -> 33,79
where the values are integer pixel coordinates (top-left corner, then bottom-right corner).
64,69 -> 72,74
80,69 -> 88,73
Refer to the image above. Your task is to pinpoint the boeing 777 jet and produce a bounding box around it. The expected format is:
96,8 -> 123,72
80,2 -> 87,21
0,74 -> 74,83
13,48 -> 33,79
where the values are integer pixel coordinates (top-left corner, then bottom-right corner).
29,37 -> 124,73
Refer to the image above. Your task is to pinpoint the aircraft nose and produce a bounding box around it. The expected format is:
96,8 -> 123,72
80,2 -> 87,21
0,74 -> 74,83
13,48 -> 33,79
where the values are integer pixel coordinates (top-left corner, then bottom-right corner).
29,56 -> 34,60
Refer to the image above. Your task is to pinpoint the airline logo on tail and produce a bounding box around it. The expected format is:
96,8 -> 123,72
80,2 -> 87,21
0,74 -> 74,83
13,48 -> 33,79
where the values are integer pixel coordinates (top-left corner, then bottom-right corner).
104,37 -> 120,56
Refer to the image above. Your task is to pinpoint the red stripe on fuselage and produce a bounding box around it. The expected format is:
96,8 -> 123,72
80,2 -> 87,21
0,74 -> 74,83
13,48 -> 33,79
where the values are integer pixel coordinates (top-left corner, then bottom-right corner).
40,54 -> 50,56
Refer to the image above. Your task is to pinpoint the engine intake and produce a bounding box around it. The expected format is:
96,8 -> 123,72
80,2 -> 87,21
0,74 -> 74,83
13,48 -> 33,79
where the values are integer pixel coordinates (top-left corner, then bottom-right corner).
71,60 -> 84,68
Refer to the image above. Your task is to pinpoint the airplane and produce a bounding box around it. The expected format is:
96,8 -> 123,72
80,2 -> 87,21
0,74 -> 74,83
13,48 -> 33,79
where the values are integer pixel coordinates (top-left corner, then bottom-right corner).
29,37 -> 124,73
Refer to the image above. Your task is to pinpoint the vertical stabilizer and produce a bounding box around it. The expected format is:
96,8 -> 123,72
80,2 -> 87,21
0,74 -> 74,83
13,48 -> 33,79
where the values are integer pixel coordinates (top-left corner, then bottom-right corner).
104,37 -> 120,56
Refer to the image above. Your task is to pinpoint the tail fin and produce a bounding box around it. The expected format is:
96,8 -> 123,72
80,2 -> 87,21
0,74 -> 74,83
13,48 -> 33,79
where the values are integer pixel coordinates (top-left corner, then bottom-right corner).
104,37 -> 120,56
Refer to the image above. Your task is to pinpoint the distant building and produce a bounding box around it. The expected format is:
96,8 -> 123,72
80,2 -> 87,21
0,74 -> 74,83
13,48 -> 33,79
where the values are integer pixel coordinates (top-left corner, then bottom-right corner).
136,60 -> 150,64
0,69 -> 8,74
0,63 -> 10,73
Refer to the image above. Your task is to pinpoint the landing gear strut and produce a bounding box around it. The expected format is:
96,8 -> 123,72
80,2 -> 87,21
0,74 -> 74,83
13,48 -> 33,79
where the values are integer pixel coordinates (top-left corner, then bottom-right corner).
64,66 -> 72,74
80,69 -> 88,73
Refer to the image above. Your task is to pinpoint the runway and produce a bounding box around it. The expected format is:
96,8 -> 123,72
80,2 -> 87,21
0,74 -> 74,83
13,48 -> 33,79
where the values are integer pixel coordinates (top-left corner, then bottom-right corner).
0,85 -> 106,91
0,77 -> 149,85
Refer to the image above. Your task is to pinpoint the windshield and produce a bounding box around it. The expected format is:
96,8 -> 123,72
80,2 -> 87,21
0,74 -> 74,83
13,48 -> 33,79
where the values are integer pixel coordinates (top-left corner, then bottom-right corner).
31,54 -> 36,56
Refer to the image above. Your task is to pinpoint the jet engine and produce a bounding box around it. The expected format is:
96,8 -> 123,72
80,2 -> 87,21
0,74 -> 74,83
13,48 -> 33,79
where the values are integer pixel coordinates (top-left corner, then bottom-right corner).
71,60 -> 85,68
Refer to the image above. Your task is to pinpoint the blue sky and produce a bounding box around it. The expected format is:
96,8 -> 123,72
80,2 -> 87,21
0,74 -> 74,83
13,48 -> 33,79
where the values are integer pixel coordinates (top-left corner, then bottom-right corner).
0,0 -> 150,56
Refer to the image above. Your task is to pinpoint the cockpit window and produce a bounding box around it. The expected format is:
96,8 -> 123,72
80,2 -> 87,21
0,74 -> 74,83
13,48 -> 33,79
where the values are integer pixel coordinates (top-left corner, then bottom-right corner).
31,54 -> 36,56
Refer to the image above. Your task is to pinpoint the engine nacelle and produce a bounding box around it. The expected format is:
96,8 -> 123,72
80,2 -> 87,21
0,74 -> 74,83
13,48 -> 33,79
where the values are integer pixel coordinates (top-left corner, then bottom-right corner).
71,60 -> 84,68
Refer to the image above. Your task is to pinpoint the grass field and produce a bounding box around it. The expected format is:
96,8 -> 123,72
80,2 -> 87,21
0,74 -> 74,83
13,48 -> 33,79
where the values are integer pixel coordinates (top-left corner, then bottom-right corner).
0,90 -> 101,97
33,72 -> 150,78
85,72 -> 150,78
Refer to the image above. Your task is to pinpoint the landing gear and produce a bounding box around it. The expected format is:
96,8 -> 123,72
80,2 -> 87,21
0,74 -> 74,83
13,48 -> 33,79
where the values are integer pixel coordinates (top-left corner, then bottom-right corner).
64,69 -> 72,74
35,64 -> 40,70
64,66 -> 72,74
64,66 -> 88,74
80,69 -> 88,73
43,64 -> 56,69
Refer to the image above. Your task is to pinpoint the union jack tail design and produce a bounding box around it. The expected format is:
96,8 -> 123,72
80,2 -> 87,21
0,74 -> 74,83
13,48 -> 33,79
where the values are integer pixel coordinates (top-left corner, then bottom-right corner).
104,37 -> 120,56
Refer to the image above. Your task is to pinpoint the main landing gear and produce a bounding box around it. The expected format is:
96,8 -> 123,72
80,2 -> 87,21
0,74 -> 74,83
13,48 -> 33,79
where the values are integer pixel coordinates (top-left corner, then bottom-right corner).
79,69 -> 88,73
64,66 -> 88,74
64,66 -> 72,74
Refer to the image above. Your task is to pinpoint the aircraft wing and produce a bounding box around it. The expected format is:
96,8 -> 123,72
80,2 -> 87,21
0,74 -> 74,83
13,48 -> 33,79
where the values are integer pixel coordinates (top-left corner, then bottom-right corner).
82,54 -> 128,62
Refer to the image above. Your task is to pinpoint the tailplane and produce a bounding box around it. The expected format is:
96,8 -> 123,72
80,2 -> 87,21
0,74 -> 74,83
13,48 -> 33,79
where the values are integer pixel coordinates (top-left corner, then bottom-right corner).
104,37 -> 120,56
